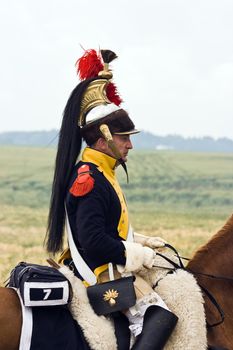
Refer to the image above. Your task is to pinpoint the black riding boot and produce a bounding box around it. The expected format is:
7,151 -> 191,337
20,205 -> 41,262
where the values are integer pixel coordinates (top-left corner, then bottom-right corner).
131,305 -> 178,350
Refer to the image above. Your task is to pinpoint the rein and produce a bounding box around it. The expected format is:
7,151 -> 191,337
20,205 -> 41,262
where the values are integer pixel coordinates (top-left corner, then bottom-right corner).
174,253 -> 233,282
153,244 -> 225,328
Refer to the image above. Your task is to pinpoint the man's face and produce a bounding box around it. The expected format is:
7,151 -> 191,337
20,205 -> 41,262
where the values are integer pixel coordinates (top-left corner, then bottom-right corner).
111,134 -> 133,162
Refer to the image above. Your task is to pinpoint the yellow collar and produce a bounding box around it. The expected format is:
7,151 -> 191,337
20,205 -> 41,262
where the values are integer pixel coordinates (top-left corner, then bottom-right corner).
81,147 -> 117,178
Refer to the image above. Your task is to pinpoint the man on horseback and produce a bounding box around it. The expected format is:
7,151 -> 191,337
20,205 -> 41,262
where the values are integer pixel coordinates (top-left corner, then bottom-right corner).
45,48 -> 178,349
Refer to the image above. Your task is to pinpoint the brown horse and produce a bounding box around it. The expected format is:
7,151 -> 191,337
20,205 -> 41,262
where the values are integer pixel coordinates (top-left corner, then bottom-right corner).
0,288 -> 21,350
187,213 -> 233,350
0,214 -> 233,350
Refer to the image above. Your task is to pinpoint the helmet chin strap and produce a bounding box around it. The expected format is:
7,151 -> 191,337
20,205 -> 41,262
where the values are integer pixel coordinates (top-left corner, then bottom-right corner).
99,124 -> 129,182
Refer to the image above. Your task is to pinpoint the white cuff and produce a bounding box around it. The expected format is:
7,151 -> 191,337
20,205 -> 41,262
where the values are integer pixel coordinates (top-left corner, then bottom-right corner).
117,241 -> 155,273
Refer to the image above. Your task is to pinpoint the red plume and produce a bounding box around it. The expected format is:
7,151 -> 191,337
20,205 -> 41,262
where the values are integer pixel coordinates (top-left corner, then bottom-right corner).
75,48 -> 122,106
106,82 -> 123,106
76,49 -> 103,80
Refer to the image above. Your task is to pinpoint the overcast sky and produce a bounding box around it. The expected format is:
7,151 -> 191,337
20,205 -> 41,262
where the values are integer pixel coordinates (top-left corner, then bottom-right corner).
0,0 -> 232,139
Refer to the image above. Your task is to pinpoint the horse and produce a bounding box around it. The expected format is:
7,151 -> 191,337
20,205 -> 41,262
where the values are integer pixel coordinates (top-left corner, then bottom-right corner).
187,213 -> 233,350
0,288 -> 21,350
0,213 -> 232,350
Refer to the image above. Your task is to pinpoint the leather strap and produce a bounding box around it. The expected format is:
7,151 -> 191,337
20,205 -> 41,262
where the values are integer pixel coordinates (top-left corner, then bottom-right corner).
65,208 -> 97,285
65,207 -> 134,285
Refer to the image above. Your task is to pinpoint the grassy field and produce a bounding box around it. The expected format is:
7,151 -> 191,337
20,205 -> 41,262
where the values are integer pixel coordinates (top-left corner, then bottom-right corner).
0,146 -> 232,285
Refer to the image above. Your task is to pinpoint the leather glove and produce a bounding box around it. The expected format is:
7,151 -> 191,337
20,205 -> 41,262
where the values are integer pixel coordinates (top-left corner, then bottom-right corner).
134,232 -> 167,249
117,242 -> 156,274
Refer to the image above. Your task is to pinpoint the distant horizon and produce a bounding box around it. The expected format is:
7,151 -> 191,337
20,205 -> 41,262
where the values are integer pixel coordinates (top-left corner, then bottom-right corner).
0,128 -> 233,142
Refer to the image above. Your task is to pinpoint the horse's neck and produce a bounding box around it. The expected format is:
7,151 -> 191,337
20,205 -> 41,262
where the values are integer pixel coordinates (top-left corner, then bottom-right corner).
188,214 -> 233,275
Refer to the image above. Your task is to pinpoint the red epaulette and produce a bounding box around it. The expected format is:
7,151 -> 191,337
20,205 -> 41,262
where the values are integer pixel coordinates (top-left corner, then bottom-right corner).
69,164 -> 94,197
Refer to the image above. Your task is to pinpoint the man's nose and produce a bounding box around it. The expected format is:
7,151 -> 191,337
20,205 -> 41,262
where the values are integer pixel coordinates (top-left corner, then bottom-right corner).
127,139 -> 133,149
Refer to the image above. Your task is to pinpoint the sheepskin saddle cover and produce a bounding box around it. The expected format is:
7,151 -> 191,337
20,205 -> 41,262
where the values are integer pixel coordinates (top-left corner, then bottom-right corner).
60,252 -> 207,350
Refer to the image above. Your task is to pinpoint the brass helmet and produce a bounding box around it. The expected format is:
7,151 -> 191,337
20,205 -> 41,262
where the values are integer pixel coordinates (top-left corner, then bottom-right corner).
76,49 -> 139,150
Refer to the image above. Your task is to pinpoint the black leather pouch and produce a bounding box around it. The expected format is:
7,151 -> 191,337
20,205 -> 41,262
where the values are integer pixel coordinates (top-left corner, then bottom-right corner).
87,276 -> 136,315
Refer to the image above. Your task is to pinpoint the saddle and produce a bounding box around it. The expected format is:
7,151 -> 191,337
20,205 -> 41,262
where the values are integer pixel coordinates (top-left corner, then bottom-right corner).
6,262 -> 91,350
8,261 -> 71,307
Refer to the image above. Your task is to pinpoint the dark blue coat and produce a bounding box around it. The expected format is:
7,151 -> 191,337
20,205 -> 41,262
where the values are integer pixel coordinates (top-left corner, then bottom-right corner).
66,161 -> 126,275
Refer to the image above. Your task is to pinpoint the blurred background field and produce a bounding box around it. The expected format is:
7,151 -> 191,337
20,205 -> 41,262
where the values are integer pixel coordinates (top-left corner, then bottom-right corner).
0,146 -> 232,285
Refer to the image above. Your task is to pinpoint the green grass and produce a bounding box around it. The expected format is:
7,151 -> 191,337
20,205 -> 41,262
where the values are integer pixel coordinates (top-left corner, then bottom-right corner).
1,147 -> 233,209
0,146 -> 232,284
0,146 -> 55,207
120,151 -> 233,207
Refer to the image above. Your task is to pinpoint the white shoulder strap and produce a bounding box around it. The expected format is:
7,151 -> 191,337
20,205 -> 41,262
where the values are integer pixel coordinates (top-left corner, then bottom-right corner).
65,207 -> 134,286
65,209 -> 97,285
